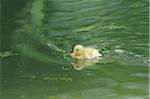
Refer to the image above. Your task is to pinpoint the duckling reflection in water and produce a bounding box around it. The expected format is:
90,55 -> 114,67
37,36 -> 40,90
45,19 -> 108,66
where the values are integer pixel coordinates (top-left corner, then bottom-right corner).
71,44 -> 102,60
71,44 -> 102,70
71,59 -> 100,70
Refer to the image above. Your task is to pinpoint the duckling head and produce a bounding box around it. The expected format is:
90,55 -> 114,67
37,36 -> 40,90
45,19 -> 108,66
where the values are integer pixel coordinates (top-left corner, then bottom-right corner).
71,44 -> 84,59
73,44 -> 84,52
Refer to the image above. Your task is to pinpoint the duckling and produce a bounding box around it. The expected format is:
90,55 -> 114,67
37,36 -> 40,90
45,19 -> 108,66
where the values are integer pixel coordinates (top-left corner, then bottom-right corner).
71,44 -> 102,60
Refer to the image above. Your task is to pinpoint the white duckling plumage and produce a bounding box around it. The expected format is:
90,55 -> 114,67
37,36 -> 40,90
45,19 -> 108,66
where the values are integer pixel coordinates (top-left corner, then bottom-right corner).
71,44 -> 102,60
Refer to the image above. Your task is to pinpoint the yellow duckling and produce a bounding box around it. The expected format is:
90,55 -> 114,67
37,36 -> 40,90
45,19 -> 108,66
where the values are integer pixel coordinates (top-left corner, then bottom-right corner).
71,44 -> 102,60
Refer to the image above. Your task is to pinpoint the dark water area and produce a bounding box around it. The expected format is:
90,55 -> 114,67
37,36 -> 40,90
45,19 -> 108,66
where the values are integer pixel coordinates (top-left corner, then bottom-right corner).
1,0 -> 149,99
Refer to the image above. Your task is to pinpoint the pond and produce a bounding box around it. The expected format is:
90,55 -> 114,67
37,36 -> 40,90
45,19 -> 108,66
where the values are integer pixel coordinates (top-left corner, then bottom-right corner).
1,0 -> 149,99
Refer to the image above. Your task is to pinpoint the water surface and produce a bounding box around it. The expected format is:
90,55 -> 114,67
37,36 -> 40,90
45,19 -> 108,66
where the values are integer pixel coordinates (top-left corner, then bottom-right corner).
1,0 -> 149,99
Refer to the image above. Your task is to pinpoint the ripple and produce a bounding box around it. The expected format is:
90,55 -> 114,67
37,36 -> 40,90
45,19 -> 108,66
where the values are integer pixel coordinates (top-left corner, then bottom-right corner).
81,87 -> 118,98
121,82 -> 147,90
114,49 -> 125,54
131,73 -> 149,78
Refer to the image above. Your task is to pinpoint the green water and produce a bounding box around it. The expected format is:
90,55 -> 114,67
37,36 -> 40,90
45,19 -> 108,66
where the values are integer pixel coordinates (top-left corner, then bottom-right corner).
1,0 -> 149,99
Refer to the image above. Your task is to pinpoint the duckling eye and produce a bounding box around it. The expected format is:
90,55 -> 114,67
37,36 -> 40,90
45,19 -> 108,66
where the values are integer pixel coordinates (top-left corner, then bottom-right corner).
76,49 -> 79,51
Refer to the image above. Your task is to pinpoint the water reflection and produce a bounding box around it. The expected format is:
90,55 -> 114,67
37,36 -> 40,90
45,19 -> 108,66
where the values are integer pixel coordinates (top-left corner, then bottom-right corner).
71,59 -> 100,70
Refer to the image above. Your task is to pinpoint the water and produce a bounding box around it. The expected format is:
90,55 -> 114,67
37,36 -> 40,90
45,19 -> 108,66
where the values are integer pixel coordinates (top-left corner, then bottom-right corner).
1,0 -> 149,99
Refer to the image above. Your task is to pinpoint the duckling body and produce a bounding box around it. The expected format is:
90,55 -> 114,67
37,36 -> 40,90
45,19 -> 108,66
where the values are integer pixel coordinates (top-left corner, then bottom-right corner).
71,45 -> 102,60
